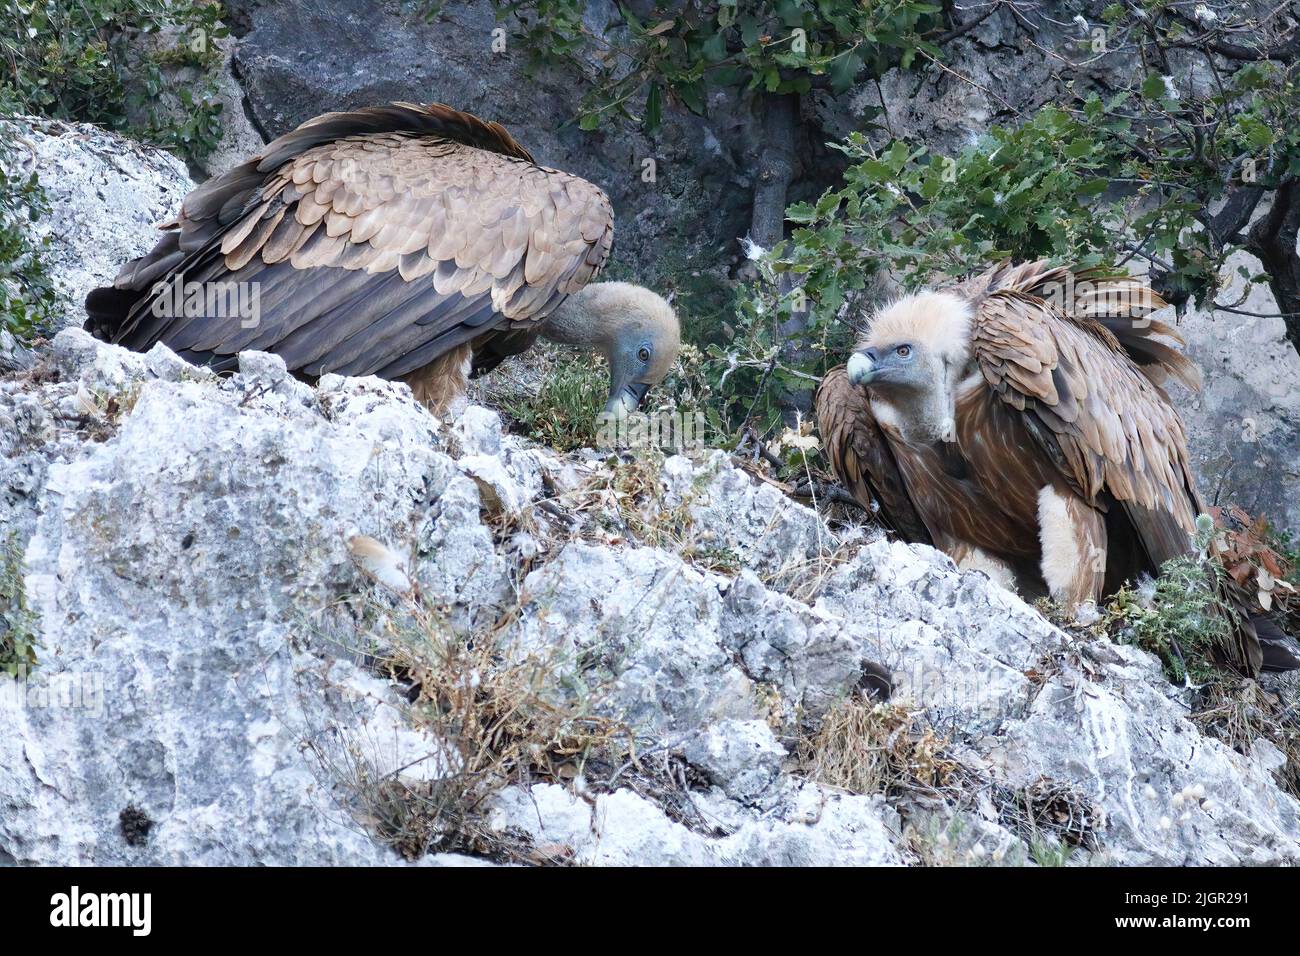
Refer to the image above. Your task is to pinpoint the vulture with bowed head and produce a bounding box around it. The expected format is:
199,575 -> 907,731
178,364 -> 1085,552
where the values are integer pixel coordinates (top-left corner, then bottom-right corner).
86,102 -> 679,417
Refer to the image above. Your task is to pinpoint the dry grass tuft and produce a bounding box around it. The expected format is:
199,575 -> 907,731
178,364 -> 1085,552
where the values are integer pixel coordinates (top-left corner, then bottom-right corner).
766,537 -> 861,604
797,695 -> 957,797
798,691 -> 1105,864
999,776 -> 1102,854
1193,677 -> 1300,798
327,593 -> 633,861
496,350 -> 608,452
563,450 -> 737,571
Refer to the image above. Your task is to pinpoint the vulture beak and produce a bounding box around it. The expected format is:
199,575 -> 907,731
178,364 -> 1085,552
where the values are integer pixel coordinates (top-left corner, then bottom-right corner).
604,381 -> 651,417
846,351 -> 877,386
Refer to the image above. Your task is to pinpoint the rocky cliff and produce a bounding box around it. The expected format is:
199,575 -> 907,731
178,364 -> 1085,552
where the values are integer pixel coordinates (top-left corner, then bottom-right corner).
193,0 -> 1300,536
1,118 -> 1298,866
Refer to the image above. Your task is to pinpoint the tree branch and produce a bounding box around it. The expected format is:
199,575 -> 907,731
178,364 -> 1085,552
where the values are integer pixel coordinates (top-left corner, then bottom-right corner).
933,1 -> 1001,45
1244,178 -> 1300,350
1206,181 -> 1265,248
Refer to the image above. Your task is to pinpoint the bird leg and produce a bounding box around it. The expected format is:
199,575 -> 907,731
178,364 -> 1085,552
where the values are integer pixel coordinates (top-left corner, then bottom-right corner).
401,343 -> 473,416
942,538 -> 1021,593
1036,484 -> 1107,609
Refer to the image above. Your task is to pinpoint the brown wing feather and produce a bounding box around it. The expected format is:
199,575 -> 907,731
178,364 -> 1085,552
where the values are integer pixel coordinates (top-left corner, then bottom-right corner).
815,367 -> 932,544
971,289 -> 1201,565
85,102 -> 612,381
969,267 -> 1297,675
958,259 -> 1200,394
469,327 -> 543,378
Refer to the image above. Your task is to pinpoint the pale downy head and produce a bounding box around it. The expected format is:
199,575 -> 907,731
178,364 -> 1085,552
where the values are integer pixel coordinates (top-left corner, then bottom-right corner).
543,281 -> 681,416
846,290 -> 975,444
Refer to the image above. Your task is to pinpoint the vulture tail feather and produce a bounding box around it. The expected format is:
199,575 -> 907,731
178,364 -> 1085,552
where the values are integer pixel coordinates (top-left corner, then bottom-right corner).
1092,316 -> 1202,392
84,286 -> 142,342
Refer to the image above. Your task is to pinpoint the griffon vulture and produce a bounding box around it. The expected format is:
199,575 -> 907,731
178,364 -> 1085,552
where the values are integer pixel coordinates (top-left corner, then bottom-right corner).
85,102 -> 679,415
816,260 -> 1299,676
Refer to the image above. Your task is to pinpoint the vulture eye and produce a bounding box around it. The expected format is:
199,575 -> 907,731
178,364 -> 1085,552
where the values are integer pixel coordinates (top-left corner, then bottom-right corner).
896,344 -> 912,358
637,346 -> 652,363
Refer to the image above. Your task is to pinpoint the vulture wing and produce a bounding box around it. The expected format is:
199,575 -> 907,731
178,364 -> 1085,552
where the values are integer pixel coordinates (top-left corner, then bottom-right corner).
86,102 -> 613,379
958,259 -> 1201,394
970,287 -> 1201,554
469,327 -> 544,379
971,263 -> 1296,674
975,286 -> 1300,675
815,366 -> 933,544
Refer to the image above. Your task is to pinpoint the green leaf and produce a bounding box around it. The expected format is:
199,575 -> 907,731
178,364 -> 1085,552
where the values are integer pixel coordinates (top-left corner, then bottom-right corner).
885,140 -> 911,172
676,80 -> 706,115
785,201 -> 818,223
856,159 -> 895,182
1141,73 -> 1168,100
644,83 -> 662,131
827,51 -> 862,94
700,30 -> 728,62
1062,137 -> 1092,160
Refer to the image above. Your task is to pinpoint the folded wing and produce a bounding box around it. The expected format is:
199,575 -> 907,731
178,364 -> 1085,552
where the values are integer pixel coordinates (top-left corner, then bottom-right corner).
814,366 -> 932,544
86,102 -> 614,380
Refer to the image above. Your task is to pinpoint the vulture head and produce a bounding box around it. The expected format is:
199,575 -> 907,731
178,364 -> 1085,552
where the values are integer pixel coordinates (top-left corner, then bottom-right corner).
846,291 -> 974,444
544,281 -> 681,416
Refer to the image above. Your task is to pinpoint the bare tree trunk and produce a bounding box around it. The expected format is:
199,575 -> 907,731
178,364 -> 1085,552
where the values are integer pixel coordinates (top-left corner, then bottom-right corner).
750,93 -> 798,250
748,93 -> 815,422
1245,179 -> 1300,353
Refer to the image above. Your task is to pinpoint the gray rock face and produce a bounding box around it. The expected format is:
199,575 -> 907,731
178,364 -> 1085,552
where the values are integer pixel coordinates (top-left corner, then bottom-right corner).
993,644 -> 1300,866
486,781 -> 904,866
3,332 -> 447,864
0,118 -> 194,325
682,719 -> 786,803
3,66 -> 1299,868
223,0 -> 753,291
187,34 -> 269,179
126,27 -> 268,181
0,330 -> 35,375
4,320 -> 1299,863
1173,250 -> 1300,532
811,2 -> 1140,158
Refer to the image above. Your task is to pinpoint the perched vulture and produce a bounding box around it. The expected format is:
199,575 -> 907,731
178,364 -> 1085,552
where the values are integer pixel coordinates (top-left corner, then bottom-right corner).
816,260 -> 1299,676
85,102 -> 679,415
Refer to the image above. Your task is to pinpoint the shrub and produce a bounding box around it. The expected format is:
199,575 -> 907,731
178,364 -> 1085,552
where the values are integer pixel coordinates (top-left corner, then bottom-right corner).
1,2 -> 230,340
324,590 -> 630,860
797,695 -> 956,797
1112,556 -> 1231,685
498,350 -> 608,452
0,532 -> 39,678
0,0 -> 228,164
0,137 -> 55,342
